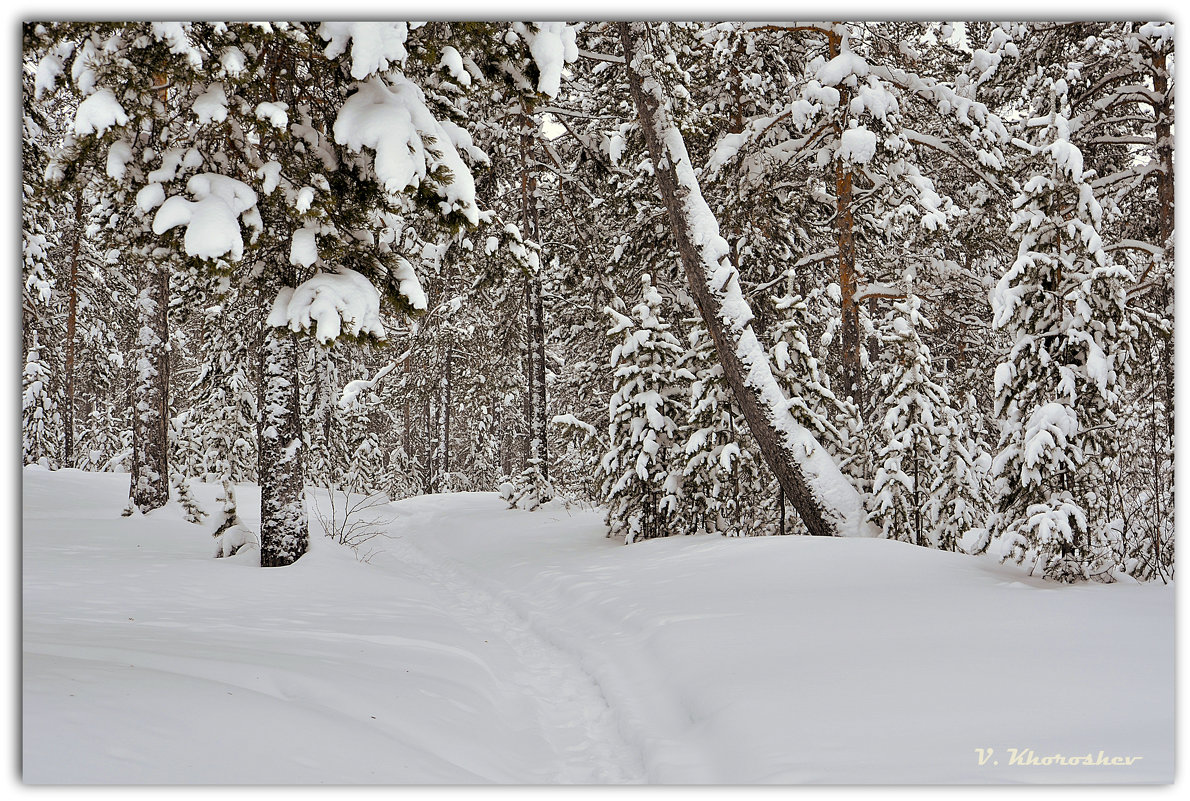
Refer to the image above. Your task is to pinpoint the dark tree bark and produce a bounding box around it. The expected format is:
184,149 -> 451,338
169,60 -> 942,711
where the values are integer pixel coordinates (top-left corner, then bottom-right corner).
522,275 -> 534,471
529,272 -> 549,482
62,190 -> 84,467
424,392 -> 434,493
520,100 -> 551,490
126,255 -> 171,513
126,77 -> 174,514
258,323 -> 308,566
434,345 -> 451,487
618,21 -> 872,538
1152,47 -> 1174,439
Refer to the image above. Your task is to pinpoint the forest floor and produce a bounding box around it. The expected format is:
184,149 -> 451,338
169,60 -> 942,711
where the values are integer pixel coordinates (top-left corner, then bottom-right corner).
22,467 -> 1174,784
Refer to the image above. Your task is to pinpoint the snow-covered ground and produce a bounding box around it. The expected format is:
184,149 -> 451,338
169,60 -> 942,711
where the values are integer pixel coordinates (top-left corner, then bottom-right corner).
22,468 -> 1173,784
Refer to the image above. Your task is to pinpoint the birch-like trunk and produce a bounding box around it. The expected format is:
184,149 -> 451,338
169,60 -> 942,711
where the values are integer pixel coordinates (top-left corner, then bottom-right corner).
618,21 -> 874,538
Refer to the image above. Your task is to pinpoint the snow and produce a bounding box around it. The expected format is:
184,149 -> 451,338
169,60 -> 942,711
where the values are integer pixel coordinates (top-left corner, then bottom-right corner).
192,83 -> 229,124
259,160 -> 283,195
270,268 -> 386,344
295,186 -> 315,213
624,24 -> 873,538
552,413 -> 597,437
288,224 -> 324,268
391,255 -> 427,311
513,22 -> 579,98
1022,402 -> 1078,475
34,45 -> 71,99
146,147 -> 202,185
22,469 -> 1173,784
333,76 -> 479,224
72,88 -> 128,137
152,174 -> 260,262
219,46 -> 246,77
706,131 -> 747,173
439,45 -> 470,86
319,22 -> 410,80
135,183 -> 165,214
105,139 -> 133,181
254,101 -> 289,129
816,48 -> 870,86
837,125 -> 878,165
150,22 -> 203,69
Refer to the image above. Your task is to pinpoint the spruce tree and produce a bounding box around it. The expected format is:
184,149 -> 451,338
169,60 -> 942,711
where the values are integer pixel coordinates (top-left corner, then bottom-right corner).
599,275 -> 692,543
989,75 -> 1138,581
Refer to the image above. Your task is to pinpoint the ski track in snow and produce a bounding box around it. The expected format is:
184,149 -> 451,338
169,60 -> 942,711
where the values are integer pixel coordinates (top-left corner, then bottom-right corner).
24,472 -> 1173,784
372,505 -> 646,784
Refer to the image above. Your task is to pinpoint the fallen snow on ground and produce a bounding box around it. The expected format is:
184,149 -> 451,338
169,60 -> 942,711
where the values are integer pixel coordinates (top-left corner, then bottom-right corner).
22,468 -> 1173,784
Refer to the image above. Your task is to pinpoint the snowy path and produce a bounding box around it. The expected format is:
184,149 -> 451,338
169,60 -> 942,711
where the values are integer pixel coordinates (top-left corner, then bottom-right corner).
383,494 -> 730,782
369,505 -> 645,783
23,471 -> 641,783
387,492 -> 1176,784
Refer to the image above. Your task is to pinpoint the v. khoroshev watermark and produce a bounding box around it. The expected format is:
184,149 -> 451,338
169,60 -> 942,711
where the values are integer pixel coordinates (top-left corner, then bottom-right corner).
975,748 -> 1143,767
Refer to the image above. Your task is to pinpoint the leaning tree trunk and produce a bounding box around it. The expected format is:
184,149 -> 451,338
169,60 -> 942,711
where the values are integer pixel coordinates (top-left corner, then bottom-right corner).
258,322 -> 308,567
618,21 -> 873,538
126,253 -> 171,513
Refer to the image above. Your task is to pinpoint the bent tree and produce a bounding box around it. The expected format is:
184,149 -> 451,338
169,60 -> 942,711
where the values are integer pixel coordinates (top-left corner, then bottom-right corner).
617,21 -> 873,538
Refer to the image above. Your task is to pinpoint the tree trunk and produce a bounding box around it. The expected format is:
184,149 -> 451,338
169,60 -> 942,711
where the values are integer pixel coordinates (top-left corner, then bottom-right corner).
258,324 -> 308,567
401,375 -> 411,466
522,276 -> 534,471
1152,47 -> 1174,440
520,101 -> 551,490
127,255 -> 171,512
618,21 -> 873,538
829,30 -> 863,409
529,272 -> 549,483
1153,50 -> 1174,250
63,190 -> 84,467
424,393 -> 434,493
436,346 -> 451,485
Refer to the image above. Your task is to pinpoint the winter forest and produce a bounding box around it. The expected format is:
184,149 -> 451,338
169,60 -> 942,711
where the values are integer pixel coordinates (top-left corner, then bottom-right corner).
20,19 -> 1177,785
23,20 -> 1174,580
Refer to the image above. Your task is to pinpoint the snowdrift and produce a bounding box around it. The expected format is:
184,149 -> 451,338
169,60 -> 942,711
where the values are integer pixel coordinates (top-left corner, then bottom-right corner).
22,468 -> 1172,784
